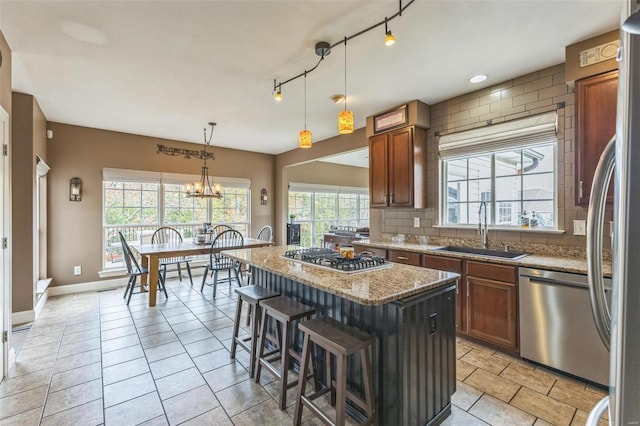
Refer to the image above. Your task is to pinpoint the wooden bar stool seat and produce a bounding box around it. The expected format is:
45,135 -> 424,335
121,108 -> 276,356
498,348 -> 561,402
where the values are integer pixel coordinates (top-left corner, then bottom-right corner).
254,295 -> 317,410
230,285 -> 279,378
294,317 -> 376,426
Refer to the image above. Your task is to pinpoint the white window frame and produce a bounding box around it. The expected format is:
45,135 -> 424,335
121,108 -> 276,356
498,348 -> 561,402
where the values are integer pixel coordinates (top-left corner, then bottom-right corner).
288,183 -> 369,247
102,169 -> 251,270
438,112 -> 559,230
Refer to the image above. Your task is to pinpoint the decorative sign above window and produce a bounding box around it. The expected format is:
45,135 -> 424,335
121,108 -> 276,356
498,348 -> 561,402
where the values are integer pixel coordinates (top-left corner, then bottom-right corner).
157,144 -> 215,160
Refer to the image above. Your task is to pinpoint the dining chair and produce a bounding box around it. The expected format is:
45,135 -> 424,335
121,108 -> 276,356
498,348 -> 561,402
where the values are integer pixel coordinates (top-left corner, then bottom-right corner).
256,225 -> 274,243
201,229 -> 244,298
211,224 -> 233,237
151,226 -> 194,286
119,231 -> 167,305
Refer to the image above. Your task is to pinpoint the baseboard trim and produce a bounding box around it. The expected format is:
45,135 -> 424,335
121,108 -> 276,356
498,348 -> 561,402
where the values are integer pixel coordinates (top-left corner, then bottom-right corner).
12,310 -> 35,325
48,277 -> 128,296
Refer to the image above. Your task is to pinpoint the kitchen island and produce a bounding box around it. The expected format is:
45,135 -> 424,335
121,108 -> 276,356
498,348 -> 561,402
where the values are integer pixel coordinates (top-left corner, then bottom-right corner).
222,246 -> 459,426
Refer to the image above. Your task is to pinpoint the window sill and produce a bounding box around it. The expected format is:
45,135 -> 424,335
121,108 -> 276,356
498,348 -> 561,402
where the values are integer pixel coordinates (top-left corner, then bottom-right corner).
433,225 -> 566,235
99,268 -> 127,279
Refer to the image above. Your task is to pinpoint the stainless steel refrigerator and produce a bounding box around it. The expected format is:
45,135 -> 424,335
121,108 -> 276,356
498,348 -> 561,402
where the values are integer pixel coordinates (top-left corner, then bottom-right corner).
586,1 -> 640,424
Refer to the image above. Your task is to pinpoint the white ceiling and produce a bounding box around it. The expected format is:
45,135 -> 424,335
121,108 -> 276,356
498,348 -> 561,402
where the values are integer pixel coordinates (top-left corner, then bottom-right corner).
0,1 -> 624,156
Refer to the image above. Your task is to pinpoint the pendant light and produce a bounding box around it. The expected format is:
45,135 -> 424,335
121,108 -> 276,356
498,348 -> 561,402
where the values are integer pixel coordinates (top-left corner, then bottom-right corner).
184,122 -> 223,198
299,71 -> 312,148
338,37 -> 354,135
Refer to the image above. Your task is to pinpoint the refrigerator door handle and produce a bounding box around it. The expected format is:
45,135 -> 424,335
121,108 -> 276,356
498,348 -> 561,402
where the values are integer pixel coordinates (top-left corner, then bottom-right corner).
586,135 -> 615,351
586,396 -> 609,426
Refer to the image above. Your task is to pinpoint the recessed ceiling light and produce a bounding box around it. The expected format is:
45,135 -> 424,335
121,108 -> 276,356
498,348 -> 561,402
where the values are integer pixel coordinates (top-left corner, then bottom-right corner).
469,74 -> 488,83
330,94 -> 346,104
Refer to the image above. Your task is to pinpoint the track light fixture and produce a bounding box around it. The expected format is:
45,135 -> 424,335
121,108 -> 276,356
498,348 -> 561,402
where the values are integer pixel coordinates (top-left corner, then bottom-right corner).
271,0 -> 414,115
384,18 -> 396,46
273,80 -> 283,101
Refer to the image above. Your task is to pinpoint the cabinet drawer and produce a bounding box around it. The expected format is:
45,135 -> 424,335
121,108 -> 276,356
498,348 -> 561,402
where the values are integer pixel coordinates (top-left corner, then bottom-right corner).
423,254 -> 462,273
355,246 -> 387,258
388,250 -> 421,266
466,261 -> 517,283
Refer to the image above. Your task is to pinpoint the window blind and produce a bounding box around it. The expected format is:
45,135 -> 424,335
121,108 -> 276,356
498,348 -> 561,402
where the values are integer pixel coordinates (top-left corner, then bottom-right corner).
438,111 -> 557,159
103,168 -> 250,189
288,182 -> 368,196
102,168 -> 161,183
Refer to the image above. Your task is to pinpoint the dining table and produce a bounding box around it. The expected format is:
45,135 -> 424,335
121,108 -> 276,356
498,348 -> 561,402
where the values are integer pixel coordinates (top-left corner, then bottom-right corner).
131,238 -> 273,306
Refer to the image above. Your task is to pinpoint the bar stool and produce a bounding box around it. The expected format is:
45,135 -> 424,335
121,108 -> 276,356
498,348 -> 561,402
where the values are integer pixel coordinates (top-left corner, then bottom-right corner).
254,295 -> 317,410
293,317 -> 376,426
230,285 -> 280,378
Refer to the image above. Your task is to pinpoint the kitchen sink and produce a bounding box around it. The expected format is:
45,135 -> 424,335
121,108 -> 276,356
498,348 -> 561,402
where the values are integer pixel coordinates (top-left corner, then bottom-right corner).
434,245 -> 530,260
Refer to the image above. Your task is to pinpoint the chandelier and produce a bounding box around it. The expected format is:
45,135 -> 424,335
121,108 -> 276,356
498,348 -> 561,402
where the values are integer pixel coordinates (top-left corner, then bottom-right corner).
184,122 -> 223,198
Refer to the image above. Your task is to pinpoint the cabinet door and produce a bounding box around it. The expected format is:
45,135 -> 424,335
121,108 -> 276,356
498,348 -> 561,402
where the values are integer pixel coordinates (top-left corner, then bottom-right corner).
575,70 -> 618,205
369,134 -> 389,207
423,254 -> 465,332
466,276 -> 518,351
388,127 -> 414,207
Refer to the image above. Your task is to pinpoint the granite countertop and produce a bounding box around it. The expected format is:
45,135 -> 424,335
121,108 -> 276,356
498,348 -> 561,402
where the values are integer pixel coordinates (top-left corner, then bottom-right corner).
221,246 -> 459,306
352,239 -> 613,277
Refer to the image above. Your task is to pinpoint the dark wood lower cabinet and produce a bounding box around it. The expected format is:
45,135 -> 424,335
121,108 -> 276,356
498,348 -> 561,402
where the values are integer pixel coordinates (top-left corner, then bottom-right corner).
423,254 -> 465,333
465,261 -> 518,352
424,255 -> 519,352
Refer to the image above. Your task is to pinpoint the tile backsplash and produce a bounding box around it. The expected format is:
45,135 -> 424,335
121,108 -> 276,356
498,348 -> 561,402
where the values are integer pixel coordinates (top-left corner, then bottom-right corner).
375,63 -> 613,252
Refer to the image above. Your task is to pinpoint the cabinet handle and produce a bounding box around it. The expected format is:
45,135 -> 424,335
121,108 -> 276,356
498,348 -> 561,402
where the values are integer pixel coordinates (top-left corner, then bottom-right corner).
579,180 -> 584,200
390,193 -> 394,203
397,256 -> 409,260
466,281 -> 470,297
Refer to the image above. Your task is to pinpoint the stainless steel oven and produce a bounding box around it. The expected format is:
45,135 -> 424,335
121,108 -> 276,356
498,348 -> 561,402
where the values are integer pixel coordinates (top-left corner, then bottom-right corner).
519,267 -> 610,386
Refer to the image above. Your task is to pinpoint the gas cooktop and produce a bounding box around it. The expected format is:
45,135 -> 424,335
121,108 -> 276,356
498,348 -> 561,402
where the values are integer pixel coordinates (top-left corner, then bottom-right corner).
283,247 -> 391,273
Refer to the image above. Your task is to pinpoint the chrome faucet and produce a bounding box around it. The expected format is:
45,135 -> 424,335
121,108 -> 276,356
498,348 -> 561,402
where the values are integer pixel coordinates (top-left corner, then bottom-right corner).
478,201 -> 488,249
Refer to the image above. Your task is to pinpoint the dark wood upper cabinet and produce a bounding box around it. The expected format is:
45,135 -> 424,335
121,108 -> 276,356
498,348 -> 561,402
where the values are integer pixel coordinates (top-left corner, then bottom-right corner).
575,70 -> 618,205
368,126 -> 426,208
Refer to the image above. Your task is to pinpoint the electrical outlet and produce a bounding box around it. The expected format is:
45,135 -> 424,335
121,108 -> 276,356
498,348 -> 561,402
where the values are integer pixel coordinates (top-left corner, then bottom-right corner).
573,220 -> 586,236
413,217 -> 420,228
73,266 -> 82,276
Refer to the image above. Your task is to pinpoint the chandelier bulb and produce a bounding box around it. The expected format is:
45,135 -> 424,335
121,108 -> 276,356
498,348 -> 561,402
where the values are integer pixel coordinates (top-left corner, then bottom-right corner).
274,91 -> 282,102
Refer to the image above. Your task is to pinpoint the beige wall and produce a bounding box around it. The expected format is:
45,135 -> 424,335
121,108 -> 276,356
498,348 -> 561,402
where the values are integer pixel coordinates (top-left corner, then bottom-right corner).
274,128 -> 369,244
378,63 -> 613,248
285,161 -> 368,188
11,93 -> 47,313
46,122 -> 275,285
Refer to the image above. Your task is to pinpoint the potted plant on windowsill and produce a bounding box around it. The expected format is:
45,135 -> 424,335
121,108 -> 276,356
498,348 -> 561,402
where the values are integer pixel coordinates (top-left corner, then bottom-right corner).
289,214 -> 296,224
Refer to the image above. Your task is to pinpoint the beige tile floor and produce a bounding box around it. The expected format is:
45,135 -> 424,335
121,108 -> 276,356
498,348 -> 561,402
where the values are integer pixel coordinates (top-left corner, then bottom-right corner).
1,277 -> 607,426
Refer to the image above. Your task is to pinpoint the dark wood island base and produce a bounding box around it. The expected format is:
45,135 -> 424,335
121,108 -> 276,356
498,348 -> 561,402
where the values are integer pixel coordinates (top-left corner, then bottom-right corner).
222,245 -> 458,426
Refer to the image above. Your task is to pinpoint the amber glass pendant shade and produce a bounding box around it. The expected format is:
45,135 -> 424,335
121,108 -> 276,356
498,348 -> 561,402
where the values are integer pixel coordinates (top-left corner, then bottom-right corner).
338,110 -> 354,134
299,130 -> 312,148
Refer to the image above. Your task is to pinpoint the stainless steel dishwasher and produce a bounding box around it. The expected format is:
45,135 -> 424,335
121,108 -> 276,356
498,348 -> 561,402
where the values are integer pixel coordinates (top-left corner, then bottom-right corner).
519,267 -> 610,386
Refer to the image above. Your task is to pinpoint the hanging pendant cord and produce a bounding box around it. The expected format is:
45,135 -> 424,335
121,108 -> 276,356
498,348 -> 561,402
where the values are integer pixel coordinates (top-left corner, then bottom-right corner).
344,37 -> 348,111
304,71 -> 307,129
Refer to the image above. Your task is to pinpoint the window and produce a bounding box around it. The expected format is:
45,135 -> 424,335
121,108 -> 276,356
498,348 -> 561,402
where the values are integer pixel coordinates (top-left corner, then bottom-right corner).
439,112 -> 557,229
102,168 -> 251,269
288,183 -> 369,247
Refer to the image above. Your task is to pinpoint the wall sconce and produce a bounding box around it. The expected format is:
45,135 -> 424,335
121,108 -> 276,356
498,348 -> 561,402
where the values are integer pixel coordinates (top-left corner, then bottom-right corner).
260,188 -> 268,205
69,177 -> 82,202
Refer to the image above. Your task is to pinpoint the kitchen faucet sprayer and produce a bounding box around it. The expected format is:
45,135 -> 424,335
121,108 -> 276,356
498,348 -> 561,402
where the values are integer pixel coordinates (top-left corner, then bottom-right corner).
478,202 -> 488,249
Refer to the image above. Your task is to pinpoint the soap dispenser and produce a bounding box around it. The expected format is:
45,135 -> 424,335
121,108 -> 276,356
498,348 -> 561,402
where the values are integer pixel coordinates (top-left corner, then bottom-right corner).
520,211 -> 530,229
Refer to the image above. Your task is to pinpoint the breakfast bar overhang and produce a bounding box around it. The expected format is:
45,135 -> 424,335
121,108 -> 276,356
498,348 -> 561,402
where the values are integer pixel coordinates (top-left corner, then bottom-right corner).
223,246 -> 459,426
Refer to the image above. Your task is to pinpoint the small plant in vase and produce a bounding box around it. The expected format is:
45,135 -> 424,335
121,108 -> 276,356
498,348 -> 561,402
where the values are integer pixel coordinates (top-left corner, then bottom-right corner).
289,214 -> 296,223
